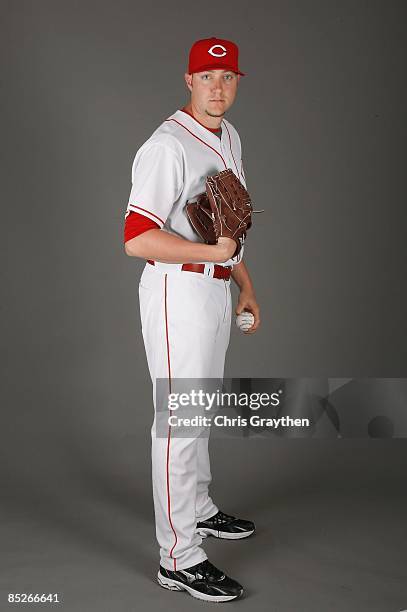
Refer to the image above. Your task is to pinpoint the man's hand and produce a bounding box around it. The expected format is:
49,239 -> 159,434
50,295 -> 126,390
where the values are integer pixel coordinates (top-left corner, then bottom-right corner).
215,237 -> 238,262
236,290 -> 260,334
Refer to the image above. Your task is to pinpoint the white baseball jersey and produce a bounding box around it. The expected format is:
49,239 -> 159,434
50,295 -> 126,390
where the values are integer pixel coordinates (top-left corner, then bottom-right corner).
125,108 -> 246,266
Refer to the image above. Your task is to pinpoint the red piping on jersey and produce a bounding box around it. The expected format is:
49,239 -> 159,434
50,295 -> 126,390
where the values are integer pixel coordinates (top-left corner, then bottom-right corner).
222,121 -> 241,179
165,118 -> 227,169
179,108 -> 222,133
128,204 -> 165,227
164,274 -> 178,570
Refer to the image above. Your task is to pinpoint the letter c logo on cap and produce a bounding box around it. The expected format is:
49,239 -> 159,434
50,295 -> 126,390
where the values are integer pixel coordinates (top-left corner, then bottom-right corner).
208,44 -> 227,57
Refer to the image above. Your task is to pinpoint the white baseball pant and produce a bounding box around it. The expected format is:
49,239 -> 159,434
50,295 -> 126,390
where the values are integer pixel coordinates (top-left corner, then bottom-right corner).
138,261 -> 232,570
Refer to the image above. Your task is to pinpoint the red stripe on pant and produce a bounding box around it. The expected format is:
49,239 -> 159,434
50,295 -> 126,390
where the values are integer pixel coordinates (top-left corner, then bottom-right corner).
164,274 -> 178,570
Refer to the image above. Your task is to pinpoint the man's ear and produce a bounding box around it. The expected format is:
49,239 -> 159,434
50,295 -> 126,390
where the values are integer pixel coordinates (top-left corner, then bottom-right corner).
184,72 -> 193,92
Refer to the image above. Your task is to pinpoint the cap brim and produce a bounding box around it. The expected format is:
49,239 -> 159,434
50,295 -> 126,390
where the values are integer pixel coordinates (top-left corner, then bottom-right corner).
190,63 -> 246,76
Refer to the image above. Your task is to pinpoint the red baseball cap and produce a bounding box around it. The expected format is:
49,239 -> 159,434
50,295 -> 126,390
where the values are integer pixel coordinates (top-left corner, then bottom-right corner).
188,37 -> 245,76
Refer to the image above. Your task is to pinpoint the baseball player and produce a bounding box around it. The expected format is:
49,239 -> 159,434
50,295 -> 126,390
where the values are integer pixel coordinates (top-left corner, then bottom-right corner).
124,37 -> 260,603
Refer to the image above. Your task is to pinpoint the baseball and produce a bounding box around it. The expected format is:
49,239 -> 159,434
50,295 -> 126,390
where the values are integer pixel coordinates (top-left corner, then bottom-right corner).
236,310 -> 254,332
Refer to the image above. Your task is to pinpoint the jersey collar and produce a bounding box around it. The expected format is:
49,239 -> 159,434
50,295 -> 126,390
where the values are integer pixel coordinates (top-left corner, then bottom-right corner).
169,109 -> 225,148
179,107 -> 222,134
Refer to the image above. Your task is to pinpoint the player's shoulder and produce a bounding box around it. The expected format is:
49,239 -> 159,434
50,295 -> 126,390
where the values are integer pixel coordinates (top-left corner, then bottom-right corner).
141,129 -> 182,154
135,112 -> 185,156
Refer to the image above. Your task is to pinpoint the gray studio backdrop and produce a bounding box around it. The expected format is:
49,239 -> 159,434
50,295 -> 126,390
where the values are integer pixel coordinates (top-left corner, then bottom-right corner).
1,1 -> 407,611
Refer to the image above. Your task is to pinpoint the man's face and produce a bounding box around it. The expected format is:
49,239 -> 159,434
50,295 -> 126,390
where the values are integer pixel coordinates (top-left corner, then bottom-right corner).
184,69 -> 240,117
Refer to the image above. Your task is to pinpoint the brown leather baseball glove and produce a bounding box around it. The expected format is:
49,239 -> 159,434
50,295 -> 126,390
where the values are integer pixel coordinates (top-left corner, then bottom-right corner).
185,168 -> 263,258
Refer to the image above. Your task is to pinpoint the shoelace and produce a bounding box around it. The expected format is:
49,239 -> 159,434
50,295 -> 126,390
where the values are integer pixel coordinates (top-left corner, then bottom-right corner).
194,559 -> 224,581
209,511 -> 236,526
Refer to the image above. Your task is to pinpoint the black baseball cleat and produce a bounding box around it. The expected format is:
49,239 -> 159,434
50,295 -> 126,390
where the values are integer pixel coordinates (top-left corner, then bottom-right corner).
157,559 -> 244,603
197,510 -> 255,540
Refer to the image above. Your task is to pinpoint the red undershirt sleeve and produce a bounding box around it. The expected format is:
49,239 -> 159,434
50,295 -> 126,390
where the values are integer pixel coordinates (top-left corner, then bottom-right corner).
124,211 -> 160,243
